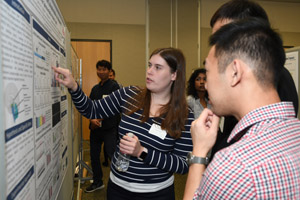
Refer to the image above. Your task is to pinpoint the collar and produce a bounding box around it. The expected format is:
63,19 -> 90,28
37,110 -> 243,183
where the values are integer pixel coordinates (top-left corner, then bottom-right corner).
99,79 -> 110,86
228,102 -> 296,143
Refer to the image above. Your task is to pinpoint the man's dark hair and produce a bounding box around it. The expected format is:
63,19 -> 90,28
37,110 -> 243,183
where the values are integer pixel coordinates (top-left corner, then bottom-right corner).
110,68 -> 115,76
96,60 -> 112,70
210,0 -> 270,28
209,18 -> 285,88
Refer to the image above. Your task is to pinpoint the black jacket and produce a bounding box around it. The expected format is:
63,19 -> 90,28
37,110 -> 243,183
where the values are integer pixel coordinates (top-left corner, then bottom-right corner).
89,79 -> 120,131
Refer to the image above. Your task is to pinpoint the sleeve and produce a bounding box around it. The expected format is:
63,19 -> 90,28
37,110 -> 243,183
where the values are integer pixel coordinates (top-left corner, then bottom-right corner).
143,110 -> 194,174
186,95 -> 194,109
69,84 -> 130,119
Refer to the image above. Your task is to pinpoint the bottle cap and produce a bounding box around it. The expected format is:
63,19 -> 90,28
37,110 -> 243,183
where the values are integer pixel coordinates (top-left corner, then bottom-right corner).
127,133 -> 134,138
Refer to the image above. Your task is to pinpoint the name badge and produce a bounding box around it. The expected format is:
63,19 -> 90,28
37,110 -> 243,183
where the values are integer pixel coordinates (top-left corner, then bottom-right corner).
103,95 -> 108,98
149,123 -> 167,140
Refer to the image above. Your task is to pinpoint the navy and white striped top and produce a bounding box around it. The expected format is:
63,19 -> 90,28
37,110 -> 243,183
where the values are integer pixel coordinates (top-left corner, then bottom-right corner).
70,85 -> 194,192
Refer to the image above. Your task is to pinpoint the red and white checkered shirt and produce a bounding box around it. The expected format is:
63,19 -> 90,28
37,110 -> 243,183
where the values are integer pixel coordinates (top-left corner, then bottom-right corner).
194,102 -> 300,199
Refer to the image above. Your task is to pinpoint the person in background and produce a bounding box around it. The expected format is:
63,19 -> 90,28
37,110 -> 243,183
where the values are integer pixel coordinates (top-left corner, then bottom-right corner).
109,68 -> 115,79
102,145 -> 109,167
85,60 -> 120,192
101,68 -> 122,167
209,0 -> 299,160
186,68 -> 211,119
184,18 -> 300,200
52,47 -> 193,200
109,68 -> 122,88
187,68 -> 214,159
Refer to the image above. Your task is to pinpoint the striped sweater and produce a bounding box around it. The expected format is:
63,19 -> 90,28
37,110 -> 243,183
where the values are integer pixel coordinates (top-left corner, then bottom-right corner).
70,85 -> 194,192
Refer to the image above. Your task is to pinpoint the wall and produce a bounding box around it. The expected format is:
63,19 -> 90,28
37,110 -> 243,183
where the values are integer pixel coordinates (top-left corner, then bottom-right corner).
148,0 -> 199,77
59,0 -> 300,85
67,22 -> 146,87
200,0 -> 300,62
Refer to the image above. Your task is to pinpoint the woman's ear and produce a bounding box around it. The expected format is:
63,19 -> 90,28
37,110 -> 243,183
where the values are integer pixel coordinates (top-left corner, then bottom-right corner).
171,71 -> 177,81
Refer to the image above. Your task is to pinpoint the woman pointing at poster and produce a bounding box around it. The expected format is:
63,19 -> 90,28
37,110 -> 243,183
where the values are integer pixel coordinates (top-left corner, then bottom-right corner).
52,47 -> 193,200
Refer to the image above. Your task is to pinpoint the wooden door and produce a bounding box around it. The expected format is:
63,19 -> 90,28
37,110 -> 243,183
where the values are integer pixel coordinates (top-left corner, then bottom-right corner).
71,40 -> 111,140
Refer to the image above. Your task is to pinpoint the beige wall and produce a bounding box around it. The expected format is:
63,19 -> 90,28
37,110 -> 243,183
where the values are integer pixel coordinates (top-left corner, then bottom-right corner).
281,32 -> 300,47
67,22 -> 146,87
148,0 -> 199,79
177,0 -> 199,77
200,0 -> 300,63
59,0 -> 300,87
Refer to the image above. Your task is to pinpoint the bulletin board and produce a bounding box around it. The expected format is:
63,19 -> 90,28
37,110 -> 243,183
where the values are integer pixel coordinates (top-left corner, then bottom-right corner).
0,0 -> 76,199
285,46 -> 300,118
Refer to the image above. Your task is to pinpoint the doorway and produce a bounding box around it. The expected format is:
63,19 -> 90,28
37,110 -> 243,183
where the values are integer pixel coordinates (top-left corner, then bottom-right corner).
71,39 -> 112,140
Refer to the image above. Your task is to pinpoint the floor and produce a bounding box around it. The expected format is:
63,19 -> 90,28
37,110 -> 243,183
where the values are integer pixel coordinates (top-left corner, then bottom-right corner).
73,140 -> 188,200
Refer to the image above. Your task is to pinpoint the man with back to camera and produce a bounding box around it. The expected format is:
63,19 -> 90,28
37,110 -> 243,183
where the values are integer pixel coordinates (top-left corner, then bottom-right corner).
208,0 -> 299,160
183,18 -> 300,200
85,60 -> 120,192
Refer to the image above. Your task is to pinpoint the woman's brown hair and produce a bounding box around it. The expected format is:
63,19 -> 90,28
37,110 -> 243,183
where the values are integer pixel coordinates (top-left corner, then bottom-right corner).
128,47 -> 188,139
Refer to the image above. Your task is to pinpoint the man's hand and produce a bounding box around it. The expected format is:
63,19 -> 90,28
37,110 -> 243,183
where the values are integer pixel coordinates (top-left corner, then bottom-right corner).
90,119 -> 102,130
191,108 -> 220,157
183,109 -> 220,200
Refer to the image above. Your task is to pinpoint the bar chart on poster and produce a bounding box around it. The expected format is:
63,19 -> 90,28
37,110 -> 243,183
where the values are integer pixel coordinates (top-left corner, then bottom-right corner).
0,0 -> 74,199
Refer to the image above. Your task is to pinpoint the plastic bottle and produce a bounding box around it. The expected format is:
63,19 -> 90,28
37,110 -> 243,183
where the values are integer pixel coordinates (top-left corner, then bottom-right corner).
115,133 -> 134,172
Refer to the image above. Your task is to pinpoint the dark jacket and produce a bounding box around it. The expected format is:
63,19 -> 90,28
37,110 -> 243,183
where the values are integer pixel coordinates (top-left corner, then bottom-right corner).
89,79 -> 120,130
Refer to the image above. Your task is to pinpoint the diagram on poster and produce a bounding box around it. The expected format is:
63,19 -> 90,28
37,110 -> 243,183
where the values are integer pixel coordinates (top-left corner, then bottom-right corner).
4,83 -> 31,123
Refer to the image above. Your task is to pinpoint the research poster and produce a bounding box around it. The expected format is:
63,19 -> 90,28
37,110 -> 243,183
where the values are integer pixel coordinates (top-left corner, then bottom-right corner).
0,0 -> 69,199
285,51 -> 299,92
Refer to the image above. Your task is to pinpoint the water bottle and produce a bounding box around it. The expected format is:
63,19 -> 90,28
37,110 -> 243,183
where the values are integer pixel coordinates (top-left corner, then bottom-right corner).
115,133 -> 134,172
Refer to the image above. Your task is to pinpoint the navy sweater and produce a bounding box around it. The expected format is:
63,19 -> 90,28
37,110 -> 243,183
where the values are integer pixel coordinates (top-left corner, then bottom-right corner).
70,86 -> 193,192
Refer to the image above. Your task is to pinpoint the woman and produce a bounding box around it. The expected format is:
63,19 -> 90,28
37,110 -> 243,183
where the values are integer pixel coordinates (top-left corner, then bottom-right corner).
186,68 -> 211,119
53,47 -> 193,200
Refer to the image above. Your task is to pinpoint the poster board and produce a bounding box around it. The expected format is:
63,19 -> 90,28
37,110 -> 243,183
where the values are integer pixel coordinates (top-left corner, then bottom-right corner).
285,46 -> 300,118
0,0 -> 75,199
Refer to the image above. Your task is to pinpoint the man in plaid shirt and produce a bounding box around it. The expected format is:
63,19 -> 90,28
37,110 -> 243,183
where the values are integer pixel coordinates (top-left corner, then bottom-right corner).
183,18 -> 300,200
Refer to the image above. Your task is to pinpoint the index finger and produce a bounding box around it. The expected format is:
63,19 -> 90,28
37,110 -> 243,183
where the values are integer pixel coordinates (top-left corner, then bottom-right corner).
51,66 -> 68,76
197,108 -> 214,124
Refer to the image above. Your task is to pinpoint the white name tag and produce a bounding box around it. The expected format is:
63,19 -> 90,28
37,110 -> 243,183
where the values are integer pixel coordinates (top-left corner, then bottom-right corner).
149,123 -> 167,140
103,95 -> 108,98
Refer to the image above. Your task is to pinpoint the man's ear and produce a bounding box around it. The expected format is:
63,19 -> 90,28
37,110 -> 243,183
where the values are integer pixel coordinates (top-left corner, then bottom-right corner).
229,59 -> 242,87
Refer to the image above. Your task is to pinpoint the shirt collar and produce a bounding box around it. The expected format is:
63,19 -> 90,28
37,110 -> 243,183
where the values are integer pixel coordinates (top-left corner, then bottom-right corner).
99,79 -> 110,86
228,102 -> 296,143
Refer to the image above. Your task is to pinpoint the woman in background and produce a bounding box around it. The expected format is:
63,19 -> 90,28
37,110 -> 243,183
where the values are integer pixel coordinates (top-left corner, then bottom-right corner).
52,47 -> 193,200
187,68 -> 211,119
